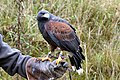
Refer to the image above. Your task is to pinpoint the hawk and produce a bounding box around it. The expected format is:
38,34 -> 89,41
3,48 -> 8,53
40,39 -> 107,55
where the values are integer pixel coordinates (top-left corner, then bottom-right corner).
37,10 -> 85,75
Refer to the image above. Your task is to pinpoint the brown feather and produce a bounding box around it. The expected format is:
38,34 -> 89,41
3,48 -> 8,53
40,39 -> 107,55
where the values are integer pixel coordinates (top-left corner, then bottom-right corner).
45,21 -> 76,41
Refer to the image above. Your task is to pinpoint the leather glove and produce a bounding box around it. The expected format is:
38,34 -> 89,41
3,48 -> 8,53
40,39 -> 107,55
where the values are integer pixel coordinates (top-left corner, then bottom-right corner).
26,58 -> 68,80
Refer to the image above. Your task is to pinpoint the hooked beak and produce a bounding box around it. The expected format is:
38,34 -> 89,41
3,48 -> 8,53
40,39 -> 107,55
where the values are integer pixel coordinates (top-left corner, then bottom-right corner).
42,13 -> 50,19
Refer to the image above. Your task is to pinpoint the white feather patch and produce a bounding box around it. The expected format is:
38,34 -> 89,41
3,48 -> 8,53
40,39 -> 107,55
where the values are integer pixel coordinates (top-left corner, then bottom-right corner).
76,68 -> 83,75
71,66 -> 76,71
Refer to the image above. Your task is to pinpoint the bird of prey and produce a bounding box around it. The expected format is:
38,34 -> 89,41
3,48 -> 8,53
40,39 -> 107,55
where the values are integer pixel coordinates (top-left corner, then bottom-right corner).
37,10 -> 85,75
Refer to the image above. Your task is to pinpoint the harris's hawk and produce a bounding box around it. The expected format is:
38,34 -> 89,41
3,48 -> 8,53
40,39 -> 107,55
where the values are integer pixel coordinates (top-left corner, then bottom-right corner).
37,10 -> 85,75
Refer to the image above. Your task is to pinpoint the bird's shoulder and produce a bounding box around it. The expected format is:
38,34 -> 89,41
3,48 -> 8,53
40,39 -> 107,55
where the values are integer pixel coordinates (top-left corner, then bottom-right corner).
44,20 -> 76,41
45,20 -> 73,33
50,16 -> 76,31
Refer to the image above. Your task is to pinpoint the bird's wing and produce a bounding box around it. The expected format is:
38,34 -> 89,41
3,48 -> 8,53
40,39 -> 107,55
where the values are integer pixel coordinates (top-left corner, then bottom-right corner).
45,21 -> 75,41
44,21 -> 80,52
51,15 -> 76,31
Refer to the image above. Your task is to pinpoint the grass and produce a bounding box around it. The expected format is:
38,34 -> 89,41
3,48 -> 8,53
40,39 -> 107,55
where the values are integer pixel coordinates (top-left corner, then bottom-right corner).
0,0 -> 120,80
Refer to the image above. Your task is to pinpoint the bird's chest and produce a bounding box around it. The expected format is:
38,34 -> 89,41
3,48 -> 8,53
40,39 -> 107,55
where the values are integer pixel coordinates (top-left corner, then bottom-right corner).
38,25 -> 52,43
38,23 -> 45,34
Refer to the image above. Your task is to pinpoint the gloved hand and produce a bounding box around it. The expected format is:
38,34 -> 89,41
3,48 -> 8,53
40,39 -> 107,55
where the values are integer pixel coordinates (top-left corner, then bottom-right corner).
26,58 -> 68,80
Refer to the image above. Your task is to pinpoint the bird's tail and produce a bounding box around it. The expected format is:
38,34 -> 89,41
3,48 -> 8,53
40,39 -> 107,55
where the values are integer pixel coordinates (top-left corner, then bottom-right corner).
69,46 -> 85,75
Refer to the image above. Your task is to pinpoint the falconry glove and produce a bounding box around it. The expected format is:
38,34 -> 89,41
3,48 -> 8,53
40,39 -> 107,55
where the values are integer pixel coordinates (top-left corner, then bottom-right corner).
26,58 -> 68,80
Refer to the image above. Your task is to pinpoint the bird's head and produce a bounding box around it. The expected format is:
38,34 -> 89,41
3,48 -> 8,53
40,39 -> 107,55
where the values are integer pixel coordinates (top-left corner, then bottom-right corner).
37,10 -> 51,22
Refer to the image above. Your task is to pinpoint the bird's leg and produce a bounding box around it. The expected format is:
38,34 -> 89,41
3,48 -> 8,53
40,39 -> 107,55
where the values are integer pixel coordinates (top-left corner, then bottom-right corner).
42,51 -> 52,61
56,51 -> 63,65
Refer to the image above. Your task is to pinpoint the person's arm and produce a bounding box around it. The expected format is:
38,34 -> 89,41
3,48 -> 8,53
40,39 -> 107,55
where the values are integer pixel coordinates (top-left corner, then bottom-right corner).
0,34 -> 68,80
0,34 -> 31,78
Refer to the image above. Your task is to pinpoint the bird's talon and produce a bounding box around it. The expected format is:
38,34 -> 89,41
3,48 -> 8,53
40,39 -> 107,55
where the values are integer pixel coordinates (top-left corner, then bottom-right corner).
56,57 -> 62,65
41,57 -> 51,62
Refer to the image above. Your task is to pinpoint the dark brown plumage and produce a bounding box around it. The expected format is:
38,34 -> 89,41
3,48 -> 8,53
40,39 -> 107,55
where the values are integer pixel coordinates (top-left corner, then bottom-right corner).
37,10 -> 85,74
45,21 -> 74,41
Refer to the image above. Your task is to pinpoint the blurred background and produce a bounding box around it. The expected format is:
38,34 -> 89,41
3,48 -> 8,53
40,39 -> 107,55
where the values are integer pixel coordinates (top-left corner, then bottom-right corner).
0,0 -> 120,80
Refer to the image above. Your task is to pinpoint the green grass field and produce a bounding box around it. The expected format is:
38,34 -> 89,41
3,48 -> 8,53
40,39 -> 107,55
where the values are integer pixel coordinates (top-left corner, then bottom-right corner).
0,0 -> 120,80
